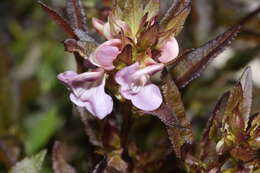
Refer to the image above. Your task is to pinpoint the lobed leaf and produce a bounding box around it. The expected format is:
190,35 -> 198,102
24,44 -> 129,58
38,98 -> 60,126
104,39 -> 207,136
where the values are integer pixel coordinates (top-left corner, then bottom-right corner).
38,1 -> 77,39
66,0 -> 88,31
52,141 -> 77,173
167,25 -> 241,88
9,150 -> 46,173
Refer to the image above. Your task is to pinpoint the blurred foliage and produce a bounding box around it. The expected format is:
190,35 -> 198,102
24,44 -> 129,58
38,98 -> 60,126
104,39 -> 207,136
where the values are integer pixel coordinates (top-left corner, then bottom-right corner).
0,0 -> 259,172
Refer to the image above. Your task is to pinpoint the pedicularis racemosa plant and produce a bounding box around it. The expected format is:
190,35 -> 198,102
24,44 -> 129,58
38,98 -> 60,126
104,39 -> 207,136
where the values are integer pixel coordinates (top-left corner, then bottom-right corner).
38,0 -> 259,172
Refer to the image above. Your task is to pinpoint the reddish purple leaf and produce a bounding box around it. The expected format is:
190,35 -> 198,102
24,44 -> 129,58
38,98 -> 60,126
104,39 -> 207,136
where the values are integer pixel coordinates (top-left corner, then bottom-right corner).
141,104 -> 179,128
198,92 -> 230,166
168,25 -> 241,88
66,0 -> 88,31
161,73 -> 194,143
38,1 -> 77,39
137,22 -> 159,50
140,103 -> 183,158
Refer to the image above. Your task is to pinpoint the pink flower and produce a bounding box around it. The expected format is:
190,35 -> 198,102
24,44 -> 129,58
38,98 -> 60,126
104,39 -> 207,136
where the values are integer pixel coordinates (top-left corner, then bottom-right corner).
158,37 -> 179,63
92,18 -> 128,40
57,69 -> 113,119
92,18 -> 113,40
89,39 -> 122,70
115,62 -> 164,111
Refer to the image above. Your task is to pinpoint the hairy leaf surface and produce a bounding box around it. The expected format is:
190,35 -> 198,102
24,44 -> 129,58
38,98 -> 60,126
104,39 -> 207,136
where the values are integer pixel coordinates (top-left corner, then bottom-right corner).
168,25 -> 240,88
66,0 -> 88,31
38,1 -> 77,39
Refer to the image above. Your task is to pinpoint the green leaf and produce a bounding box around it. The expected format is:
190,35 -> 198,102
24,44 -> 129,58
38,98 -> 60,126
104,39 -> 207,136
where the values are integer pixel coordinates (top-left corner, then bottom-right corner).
163,4 -> 190,36
143,0 -> 160,21
24,108 -> 62,155
123,0 -> 144,38
167,25 -> 240,88
9,150 -> 47,173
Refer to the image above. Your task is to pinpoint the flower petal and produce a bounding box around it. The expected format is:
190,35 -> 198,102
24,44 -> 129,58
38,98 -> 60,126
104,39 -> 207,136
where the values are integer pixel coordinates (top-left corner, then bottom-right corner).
86,76 -> 113,119
69,93 -> 89,107
131,84 -> 162,111
131,63 -> 164,81
57,71 -> 78,87
71,69 -> 104,83
158,37 -> 179,63
115,62 -> 139,86
90,39 -> 121,70
92,18 -> 113,40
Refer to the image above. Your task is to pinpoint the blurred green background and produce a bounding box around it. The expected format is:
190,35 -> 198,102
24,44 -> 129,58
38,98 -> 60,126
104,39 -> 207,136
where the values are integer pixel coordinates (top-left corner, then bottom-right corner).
0,0 -> 259,172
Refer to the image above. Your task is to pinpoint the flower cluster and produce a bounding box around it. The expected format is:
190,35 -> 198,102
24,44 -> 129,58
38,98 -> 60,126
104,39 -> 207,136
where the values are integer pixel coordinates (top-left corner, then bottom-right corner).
58,6 -> 179,119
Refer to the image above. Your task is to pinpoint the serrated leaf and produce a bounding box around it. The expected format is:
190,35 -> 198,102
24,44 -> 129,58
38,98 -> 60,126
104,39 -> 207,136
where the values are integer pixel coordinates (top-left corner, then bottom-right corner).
143,0 -> 160,21
137,23 -> 159,50
222,84 -> 245,141
140,103 -> 183,158
66,0 -> 88,31
199,92 -> 229,163
38,1 -> 77,39
163,4 -> 190,36
63,38 -> 97,58
160,0 -> 191,28
141,104 -> 179,128
162,73 -> 194,144
239,67 -> 253,129
63,39 -> 86,57
123,0 -> 144,37
9,150 -> 47,173
52,142 -> 77,173
168,25 -> 241,88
